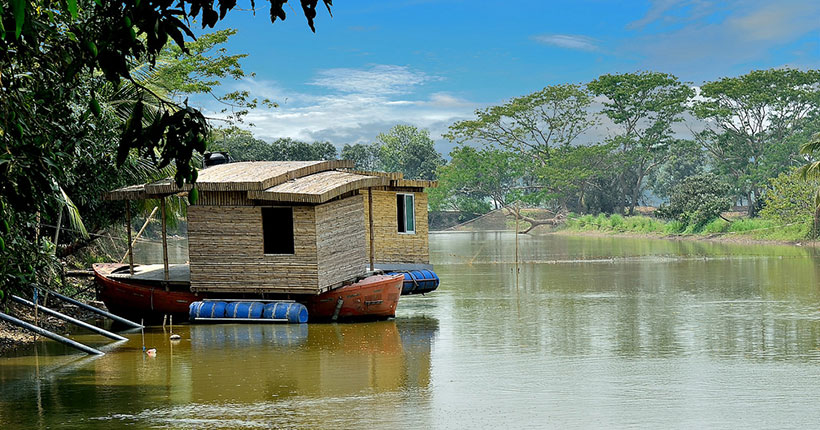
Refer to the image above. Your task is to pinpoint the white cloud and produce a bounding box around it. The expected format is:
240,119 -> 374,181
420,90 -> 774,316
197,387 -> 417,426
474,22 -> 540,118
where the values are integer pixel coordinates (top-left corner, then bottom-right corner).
203,65 -> 476,156
531,34 -> 599,52
310,64 -> 436,95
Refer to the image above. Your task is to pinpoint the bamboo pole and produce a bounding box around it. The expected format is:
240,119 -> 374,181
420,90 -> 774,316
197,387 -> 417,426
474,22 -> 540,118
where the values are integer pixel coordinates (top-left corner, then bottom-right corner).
125,200 -> 134,275
161,197 -> 169,282
119,206 -> 158,264
11,295 -> 128,341
515,204 -> 520,290
367,187 -> 375,271
0,312 -> 104,355
44,289 -> 143,328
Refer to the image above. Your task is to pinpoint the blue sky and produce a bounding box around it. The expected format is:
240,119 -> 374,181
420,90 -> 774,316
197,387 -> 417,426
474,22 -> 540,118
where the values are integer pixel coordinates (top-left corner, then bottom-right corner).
200,0 -> 820,154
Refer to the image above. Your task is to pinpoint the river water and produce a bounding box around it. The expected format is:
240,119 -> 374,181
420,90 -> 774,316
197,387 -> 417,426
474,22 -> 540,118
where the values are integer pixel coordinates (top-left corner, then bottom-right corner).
3,232 -> 820,429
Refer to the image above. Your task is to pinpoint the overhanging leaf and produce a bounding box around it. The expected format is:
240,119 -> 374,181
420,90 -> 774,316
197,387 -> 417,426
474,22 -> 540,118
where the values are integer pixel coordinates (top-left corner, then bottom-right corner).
12,0 -> 25,40
66,0 -> 78,19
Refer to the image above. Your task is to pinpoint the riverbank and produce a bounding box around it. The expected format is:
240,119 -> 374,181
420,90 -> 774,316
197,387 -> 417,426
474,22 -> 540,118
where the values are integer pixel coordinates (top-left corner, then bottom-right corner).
553,214 -> 816,246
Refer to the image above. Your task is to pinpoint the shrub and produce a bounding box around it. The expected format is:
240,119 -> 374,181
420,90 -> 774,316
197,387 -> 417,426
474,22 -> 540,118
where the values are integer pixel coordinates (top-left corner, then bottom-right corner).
655,173 -> 733,226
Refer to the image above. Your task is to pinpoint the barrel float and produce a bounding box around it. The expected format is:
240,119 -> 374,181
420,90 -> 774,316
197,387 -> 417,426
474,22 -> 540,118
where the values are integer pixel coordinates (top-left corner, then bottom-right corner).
189,301 -> 308,323
387,270 -> 440,295
263,302 -> 308,323
225,301 -> 265,318
189,301 -> 228,320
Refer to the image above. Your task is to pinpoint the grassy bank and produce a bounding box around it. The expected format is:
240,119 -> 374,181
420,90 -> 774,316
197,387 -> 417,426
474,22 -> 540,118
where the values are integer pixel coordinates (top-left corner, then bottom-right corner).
560,213 -> 813,242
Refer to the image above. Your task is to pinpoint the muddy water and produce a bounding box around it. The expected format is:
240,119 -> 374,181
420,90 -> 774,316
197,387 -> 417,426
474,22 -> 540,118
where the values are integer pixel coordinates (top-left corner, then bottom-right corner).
3,232 -> 820,429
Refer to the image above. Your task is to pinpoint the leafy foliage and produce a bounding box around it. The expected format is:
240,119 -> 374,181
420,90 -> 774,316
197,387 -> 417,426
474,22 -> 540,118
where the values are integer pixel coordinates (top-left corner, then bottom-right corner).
376,125 -> 444,180
446,84 -> 594,161
0,0 -> 331,299
209,129 -> 338,161
430,145 -> 524,212
693,69 -> 820,215
341,143 -> 382,171
760,169 -> 819,228
655,174 -> 733,226
588,71 -> 694,214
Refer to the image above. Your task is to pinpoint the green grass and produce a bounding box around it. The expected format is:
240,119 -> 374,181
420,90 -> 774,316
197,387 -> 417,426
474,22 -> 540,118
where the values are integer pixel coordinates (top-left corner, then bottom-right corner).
562,213 -> 812,242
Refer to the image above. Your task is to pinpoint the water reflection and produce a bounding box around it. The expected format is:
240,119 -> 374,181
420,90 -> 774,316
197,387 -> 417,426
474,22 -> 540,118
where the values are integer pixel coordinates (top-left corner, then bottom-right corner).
0,318 -> 439,429
6,232 -> 820,428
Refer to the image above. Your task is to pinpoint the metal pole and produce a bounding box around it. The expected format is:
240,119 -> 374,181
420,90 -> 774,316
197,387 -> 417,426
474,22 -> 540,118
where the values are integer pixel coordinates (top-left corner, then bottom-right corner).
125,200 -> 134,275
11,295 -> 128,341
161,197 -> 169,282
0,312 -> 104,355
367,187 -> 375,271
42,289 -> 143,328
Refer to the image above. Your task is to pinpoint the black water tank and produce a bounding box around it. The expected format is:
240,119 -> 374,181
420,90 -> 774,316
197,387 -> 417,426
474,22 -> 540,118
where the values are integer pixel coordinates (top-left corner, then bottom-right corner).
204,152 -> 230,167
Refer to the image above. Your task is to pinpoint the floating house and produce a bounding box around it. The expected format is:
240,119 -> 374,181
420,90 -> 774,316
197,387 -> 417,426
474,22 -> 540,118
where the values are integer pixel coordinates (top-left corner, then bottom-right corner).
94,160 -> 437,322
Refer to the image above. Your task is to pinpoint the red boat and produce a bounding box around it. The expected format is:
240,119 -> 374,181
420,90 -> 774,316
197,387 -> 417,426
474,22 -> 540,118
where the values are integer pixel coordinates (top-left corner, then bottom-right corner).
92,263 -> 403,323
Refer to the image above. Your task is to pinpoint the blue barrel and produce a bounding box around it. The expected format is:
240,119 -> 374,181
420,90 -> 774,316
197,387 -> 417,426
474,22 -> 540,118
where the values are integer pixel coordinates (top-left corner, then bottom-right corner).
189,300 -> 307,323
388,270 -> 440,295
189,301 -> 229,321
263,302 -> 308,323
225,302 -> 265,318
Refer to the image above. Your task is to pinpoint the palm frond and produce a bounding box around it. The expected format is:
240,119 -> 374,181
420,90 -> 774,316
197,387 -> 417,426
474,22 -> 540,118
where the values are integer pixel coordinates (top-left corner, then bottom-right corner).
59,185 -> 89,239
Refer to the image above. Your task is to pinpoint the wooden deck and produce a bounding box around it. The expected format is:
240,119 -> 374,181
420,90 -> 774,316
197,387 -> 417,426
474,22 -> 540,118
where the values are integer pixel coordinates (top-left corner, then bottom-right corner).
108,264 -> 191,284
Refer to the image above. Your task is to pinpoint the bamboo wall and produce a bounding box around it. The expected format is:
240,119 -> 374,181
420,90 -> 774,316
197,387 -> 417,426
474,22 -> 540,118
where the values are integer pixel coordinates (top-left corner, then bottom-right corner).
187,205 -> 320,294
315,196 -> 368,288
362,189 -> 429,265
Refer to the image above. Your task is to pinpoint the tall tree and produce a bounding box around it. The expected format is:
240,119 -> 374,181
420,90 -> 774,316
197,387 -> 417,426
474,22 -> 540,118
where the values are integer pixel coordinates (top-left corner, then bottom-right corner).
432,145 -> 525,212
376,125 -> 444,180
341,143 -> 382,171
446,84 -> 594,162
588,71 -> 693,214
694,69 -> 820,215
271,138 -> 337,161
0,0 -> 331,297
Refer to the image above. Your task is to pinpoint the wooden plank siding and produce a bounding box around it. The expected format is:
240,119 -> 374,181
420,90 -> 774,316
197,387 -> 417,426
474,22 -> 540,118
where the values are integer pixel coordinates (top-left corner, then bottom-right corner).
315,196 -> 368,288
362,189 -> 430,265
187,205 -> 320,294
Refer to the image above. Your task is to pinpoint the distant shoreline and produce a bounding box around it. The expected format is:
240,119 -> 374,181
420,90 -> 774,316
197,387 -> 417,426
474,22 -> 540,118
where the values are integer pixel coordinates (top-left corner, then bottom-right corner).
548,228 -> 819,248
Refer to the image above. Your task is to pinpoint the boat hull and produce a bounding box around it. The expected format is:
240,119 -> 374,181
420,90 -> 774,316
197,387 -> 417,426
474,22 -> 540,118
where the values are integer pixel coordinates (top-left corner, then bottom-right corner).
92,263 -> 403,323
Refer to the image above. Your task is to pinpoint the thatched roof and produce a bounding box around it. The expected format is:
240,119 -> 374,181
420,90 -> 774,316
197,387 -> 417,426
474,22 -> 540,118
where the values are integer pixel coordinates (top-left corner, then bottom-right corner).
105,160 -> 436,203
249,170 -> 388,204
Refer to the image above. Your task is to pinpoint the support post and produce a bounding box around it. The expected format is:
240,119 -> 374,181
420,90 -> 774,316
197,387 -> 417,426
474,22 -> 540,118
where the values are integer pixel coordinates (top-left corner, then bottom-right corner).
125,200 -> 134,275
11,295 -> 128,341
43,289 -> 143,328
367,187 -> 375,271
0,311 -> 104,355
119,206 -> 158,264
161,197 -> 169,282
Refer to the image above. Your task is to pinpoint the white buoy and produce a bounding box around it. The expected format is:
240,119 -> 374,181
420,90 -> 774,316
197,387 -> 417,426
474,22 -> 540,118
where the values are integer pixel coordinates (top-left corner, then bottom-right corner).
169,315 -> 181,340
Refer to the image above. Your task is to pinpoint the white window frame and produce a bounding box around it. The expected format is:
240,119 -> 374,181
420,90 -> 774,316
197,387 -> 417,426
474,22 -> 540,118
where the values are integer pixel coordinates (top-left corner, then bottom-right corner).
397,193 -> 416,235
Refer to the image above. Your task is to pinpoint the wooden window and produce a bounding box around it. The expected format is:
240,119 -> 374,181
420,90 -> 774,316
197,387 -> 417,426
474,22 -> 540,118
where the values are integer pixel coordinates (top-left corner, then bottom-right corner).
262,207 -> 294,254
396,193 -> 415,234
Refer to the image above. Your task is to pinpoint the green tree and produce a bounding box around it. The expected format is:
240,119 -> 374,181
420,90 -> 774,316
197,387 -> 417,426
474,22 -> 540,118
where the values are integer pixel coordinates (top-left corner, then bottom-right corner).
271,138 -> 337,161
535,143 -> 617,213
655,173 -> 733,227
647,139 -> 706,199
376,125 -> 444,180
446,84 -> 594,161
588,71 -> 694,215
432,145 -> 524,212
693,69 -> 820,216
760,169 -> 819,232
341,143 -> 382,171
0,1 -> 329,298
209,128 -> 275,161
